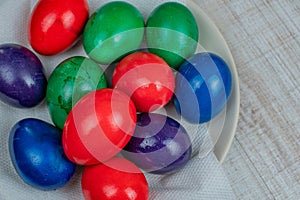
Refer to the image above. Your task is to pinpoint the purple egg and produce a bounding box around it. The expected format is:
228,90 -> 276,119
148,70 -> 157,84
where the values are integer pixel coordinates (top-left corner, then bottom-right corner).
122,113 -> 192,174
0,43 -> 47,108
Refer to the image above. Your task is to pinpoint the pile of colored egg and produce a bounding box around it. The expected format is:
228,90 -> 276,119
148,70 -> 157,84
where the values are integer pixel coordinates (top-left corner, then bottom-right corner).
0,1 -> 233,199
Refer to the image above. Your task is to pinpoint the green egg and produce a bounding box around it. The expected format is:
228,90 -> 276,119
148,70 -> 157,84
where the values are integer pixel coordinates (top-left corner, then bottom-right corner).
83,1 -> 144,64
146,2 -> 199,69
46,56 -> 107,129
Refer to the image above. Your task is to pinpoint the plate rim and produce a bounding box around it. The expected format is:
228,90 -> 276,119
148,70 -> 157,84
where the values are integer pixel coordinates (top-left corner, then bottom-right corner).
187,0 -> 240,163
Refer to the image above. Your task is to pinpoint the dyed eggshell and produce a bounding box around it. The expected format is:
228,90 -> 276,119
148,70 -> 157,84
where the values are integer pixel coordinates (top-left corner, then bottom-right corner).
9,118 -> 76,190
82,157 -> 149,200
146,2 -> 199,69
112,52 -> 175,112
46,56 -> 107,129
0,43 -> 47,108
174,52 -> 233,123
62,89 -> 137,166
29,0 -> 89,55
123,113 -> 192,174
83,1 -> 144,64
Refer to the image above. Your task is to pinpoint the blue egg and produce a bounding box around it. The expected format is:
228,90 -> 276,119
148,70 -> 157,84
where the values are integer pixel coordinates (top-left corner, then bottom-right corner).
9,118 -> 76,190
174,52 -> 232,123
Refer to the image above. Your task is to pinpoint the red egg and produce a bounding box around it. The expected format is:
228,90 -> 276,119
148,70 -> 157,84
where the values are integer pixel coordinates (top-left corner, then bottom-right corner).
62,89 -> 137,166
29,0 -> 89,55
82,157 -> 149,200
112,52 -> 175,112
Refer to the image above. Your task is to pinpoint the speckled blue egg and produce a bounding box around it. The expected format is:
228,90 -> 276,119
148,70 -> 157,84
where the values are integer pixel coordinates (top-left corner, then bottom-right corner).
122,113 -> 192,174
0,43 -> 47,108
9,118 -> 76,190
174,52 -> 232,123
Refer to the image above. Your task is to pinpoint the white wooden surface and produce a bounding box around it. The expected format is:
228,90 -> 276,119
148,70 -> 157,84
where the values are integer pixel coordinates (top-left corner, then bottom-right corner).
196,0 -> 300,199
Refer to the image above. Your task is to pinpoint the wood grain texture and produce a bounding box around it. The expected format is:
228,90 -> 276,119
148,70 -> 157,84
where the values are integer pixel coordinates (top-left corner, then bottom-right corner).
195,0 -> 300,199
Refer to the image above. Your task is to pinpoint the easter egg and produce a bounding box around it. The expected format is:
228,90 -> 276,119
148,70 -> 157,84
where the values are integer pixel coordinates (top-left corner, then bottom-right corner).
9,118 -> 76,190
112,52 -> 175,112
122,113 -> 192,174
146,2 -> 199,69
81,157 -> 149,200
0,43 -> 47,108
174,52 -> 233,123
29,0 -> 89,55
83,1 -> 144,64
62,89 -> 137,166
46,56 -> 107,129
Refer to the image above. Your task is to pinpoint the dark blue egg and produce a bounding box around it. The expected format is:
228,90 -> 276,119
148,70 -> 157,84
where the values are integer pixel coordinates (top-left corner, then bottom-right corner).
174,52 -> 232,123
122,113 -> 192,174
9,118 -> 76,190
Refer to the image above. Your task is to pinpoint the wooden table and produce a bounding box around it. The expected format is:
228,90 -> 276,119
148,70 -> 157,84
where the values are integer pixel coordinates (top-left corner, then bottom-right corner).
196,0 -> 300,199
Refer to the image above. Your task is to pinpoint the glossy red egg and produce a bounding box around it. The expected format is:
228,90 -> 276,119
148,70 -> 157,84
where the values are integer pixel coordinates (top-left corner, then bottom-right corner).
29,0 -> 89,55
112,52 -> 175,112
62,89 -> 137,166
82,157 -> 149,200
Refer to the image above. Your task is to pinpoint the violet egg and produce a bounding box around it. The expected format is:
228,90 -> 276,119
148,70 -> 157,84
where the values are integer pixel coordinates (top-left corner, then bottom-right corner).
122,113 -> 192,174
9,118 -> 76,190
0,43 -> 47,108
